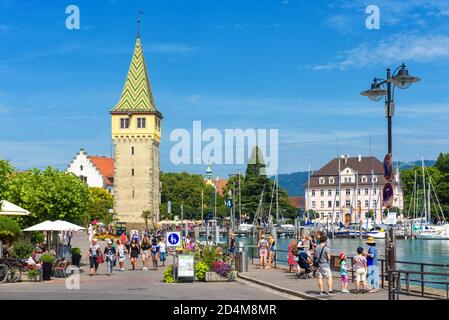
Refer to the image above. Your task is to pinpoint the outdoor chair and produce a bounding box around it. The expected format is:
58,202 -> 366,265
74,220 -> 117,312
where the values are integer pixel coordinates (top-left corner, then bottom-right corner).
53,261 -> 69,278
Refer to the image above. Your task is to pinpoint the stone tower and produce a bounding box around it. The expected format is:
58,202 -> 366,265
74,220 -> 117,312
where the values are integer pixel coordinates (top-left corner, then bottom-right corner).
110,30 -> 162,225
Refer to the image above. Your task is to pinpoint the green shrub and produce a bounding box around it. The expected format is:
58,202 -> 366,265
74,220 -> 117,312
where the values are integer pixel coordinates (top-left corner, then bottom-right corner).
27,268 -> 40,281
71,247 -> 81,256
163,265 -> 175,283
11,239 -> 34,259
0,216 -> 22,244
195,261 -> 209,281
198,244 -> 221,269
39,253 -> 55,264
31,231 -> 44,244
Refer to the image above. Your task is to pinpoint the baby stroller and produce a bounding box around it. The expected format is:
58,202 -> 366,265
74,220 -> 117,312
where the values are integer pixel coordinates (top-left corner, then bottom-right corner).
295,252 -> 315,280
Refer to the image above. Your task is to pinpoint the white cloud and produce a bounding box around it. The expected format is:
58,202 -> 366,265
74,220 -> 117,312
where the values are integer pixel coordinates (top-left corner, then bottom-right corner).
146,43 -> 198,54
311,33 -> 449,71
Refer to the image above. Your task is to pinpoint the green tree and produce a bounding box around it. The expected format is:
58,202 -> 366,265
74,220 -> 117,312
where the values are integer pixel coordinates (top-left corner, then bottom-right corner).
401,166 -> 448,220
0,159 -> 14,200
226,146 -> 296,222
435,153 -> 449,174
5,167 -> 92,227
160,172 -> 228,221
0,216 -> 22,245
87,187 -> 114,226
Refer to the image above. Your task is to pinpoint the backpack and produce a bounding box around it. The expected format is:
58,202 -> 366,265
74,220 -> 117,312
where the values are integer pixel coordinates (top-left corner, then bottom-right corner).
313,245 -> 325,268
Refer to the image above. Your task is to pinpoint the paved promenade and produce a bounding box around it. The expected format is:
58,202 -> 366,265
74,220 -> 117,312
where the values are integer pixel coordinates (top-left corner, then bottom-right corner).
0,232 -> 297,300
239,262 -> 430,300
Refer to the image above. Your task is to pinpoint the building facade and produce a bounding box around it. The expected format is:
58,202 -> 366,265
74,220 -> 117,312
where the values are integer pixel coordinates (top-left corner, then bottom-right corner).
304,155 -> 403,224
110,32 -> 162,224
67,149 -> 114,193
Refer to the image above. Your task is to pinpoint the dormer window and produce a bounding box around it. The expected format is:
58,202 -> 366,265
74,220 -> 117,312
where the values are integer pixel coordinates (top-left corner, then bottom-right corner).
372,176 -> 378,183
329,178 -> 335,184
362,176 -> 368,183
319,177 -> 325,184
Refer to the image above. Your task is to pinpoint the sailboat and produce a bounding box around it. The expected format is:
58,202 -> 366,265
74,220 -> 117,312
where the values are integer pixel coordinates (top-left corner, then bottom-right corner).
413,158 -> 448,240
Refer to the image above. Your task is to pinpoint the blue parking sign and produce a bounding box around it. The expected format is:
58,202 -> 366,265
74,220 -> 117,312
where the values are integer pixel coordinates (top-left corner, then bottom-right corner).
226,199 -> 232,208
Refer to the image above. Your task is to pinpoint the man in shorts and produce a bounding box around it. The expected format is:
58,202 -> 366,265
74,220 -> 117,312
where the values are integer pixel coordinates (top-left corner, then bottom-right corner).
314,234 -> 334,295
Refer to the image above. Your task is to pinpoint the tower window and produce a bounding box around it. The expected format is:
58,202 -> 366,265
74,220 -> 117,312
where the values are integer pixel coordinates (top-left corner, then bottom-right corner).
132,190 -> 135,198
80,165 -> 83,171
120,118 -> 130,129
131,169 -> 135,176
137,118 -> 146,128
131,146 -> 135,155
155,118 -> 161,131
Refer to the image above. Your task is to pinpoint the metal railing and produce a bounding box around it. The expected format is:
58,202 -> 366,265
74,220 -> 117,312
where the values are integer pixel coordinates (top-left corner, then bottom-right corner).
388,269 -> 449,300
246,246 -> 449,296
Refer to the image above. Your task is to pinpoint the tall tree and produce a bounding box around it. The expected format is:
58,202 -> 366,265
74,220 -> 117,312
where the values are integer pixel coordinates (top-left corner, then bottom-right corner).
5,167 -> 92,227
87,187 -> 114,226
0,159 -> 14,200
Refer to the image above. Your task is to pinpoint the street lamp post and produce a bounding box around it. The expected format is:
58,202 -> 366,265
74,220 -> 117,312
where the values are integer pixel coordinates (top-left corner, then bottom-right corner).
361,63 -> 420,284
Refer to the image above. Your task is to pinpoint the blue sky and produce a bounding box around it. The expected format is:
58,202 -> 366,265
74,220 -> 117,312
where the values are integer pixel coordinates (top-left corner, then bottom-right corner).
1,0 -> 449,177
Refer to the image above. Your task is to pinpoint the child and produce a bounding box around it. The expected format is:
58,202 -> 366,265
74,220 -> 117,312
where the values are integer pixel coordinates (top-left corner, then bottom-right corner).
339,252 -> 351,293
353,247 -> 368,293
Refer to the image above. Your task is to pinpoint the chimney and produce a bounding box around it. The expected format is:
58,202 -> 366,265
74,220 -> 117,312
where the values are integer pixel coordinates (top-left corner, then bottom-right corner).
344,155 -> 348,164
358,154 -> 362,162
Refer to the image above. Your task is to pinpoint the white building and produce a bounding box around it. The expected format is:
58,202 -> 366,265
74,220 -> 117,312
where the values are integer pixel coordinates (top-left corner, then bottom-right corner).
67,149 -> 114,194
305,155 -> 403,224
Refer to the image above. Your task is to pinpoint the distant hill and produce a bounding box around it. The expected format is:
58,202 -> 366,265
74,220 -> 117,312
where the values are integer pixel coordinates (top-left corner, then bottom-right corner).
398,160 -> 435,170
273,160 -> 435,196
272,171 -> 309,196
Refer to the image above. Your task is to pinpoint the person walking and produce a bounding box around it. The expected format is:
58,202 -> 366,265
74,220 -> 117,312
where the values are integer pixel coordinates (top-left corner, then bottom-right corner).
257,234 -> 269,269
353,247 -> 368,293
129,238 -> 140,270
159,238 -> 167,267
116,239 -> 127,272
365,237 -> 379,293
287,239 -> 297,273
141,236 -> 151,271
88,224 -> 93,242
314,234 -> 334,296
87,238 -> 100,276
229,234 -> 236,261
267,234 -> 276,269
104,239 -> 116,276
150,238 -> 160,270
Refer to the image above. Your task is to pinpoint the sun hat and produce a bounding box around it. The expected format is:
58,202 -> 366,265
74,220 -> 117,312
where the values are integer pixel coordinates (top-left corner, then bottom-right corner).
107,239 -> 112,244
339,252 -> 346,260
366,237 -> 376,245
92,237 -> 98,242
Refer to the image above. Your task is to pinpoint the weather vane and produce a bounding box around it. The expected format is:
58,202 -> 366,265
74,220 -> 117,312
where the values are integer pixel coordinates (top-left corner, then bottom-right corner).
137,9 -> 144,37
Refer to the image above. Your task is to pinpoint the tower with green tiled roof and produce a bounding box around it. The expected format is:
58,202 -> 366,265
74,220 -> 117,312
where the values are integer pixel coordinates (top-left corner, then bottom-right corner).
110,25 -> 162,225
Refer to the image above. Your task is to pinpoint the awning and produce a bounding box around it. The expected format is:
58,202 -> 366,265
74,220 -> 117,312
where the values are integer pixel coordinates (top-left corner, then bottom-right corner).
23,220 -> 84,231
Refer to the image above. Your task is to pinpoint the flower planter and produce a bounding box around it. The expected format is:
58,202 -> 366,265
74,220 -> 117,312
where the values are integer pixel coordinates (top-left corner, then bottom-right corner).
72,254 -> 82,268
205,272 -> 229,282
42,262 -> 52,281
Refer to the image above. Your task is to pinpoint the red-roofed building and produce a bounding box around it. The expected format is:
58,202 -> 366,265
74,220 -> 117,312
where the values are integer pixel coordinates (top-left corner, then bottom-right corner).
215,179 -> 228,196
288,196 -> 305,210
67,149 -> 114,193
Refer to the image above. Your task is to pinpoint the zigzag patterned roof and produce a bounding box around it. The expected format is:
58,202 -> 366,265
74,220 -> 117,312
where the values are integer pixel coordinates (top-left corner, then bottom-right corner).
111,37 -> 158,112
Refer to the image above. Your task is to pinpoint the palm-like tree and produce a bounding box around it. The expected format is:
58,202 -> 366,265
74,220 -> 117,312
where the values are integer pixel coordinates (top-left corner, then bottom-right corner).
141,210 -> 152,230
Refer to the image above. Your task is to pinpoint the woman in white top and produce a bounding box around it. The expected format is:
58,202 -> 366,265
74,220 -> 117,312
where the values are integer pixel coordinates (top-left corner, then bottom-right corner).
159,239 -> 167,267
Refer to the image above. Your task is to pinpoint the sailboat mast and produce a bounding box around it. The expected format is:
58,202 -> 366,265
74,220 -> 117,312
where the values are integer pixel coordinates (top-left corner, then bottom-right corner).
428,182 -> 431,224
276,176 -> 279,224
307,161 -> 311,221
421,157 -> 427,224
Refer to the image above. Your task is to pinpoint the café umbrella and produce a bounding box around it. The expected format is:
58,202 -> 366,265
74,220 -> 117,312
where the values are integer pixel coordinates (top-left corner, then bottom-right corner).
0,200 -> 30,216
